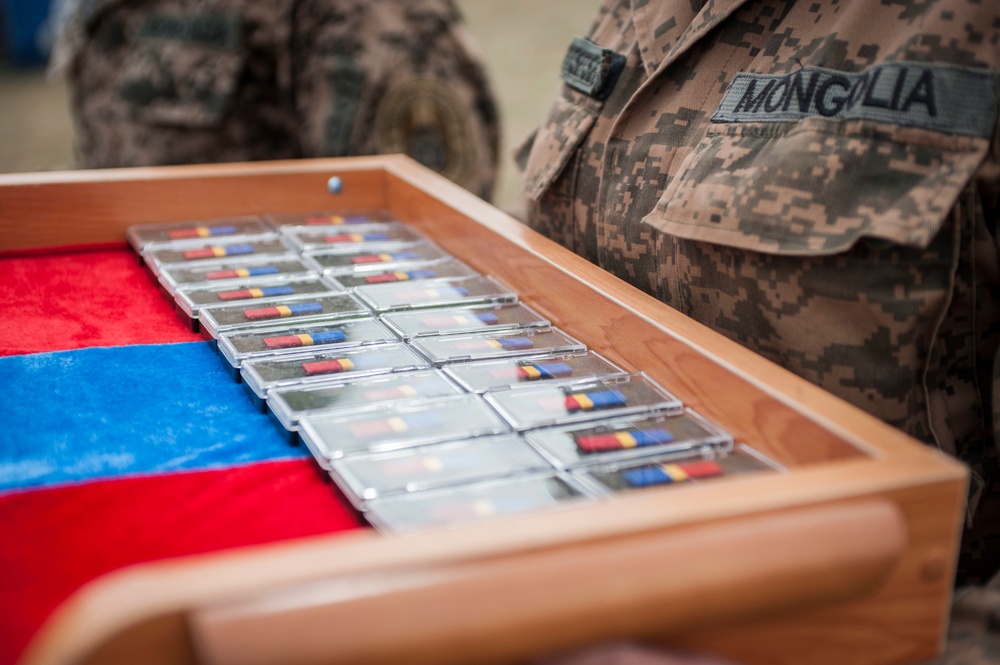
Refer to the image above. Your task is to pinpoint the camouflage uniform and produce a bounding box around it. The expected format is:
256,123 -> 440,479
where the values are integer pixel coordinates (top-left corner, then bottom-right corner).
932,573 -> 1000,664
519,0 -> 1000,659
53,0 -> 499,200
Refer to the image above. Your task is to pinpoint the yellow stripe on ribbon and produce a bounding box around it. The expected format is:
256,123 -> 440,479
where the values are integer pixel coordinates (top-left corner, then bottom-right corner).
472,499 -> 496,517
521,366 -> 542,380
662,464 -> 689,482
615,433 -> 638,448
421,457 -> 444,472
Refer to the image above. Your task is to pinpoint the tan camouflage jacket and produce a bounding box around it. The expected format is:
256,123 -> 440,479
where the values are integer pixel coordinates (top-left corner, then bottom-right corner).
54,0 -> 499,200
520,0 -> 1000,589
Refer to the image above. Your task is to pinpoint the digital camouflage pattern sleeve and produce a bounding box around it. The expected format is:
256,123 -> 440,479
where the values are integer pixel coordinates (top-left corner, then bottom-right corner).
519,0 -> 1000,661
54,0 -> 499,200
929,572 -> 1000,664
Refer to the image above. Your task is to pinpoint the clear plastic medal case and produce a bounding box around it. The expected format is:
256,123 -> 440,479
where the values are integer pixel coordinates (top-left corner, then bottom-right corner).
216,316 -> 400,378
174,275 -> 342,329
572,445 -> 786,496
156,254 -> 316,296
329,434 -> 553,508
524,410 -> 733,470
240,342 -> 431,409
298,394 -> 511,465
264,209 -> 396,229
353,275 -> 518,313
142,233 -> 291,276
302,240 -> 454,274
485,372 -> 684,431
126,215 -> 272,253
327,258 -> 479,289
197,292 -> 370,340
409,328 -> 586,365
363,473 -> 598,534
267,369 -> 464,436
380,302 -> 551,340
441,350 -> 625,393
281,222 -> 426,253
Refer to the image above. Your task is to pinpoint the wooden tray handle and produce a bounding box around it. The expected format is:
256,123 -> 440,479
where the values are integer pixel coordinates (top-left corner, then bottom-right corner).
190,499 -> 908,665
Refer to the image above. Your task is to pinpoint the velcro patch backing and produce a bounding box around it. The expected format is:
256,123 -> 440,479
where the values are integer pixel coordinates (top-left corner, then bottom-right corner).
561,36 -> 626,101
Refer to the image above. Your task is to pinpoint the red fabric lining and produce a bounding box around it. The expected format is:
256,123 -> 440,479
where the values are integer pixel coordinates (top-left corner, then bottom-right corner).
0,241 -> 129,259
2,248 -> 364,664
0,248 -> 199,356
1,461 -> 360,665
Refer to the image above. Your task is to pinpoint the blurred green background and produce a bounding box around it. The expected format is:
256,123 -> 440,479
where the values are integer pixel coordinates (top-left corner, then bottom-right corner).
0,0 -> 595,212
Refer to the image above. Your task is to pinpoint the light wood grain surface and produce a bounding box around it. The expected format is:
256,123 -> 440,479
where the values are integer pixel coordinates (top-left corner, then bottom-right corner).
2,156 -> 968,665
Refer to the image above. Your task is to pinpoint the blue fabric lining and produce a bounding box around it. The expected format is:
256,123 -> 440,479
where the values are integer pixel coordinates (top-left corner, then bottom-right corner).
0,342 -> 308,493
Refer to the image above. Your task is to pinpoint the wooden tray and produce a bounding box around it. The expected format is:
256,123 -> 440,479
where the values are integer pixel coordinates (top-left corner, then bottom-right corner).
1,155 -> 966,665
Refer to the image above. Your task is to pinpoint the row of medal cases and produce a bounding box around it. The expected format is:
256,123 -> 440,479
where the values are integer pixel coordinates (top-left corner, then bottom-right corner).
127,211 -> 785,533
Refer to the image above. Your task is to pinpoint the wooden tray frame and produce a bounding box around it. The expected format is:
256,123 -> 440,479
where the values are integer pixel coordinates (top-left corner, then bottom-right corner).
0,155 -> 967,665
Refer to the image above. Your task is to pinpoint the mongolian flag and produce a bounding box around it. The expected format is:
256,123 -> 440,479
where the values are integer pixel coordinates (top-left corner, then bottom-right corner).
0,247 -> 363,665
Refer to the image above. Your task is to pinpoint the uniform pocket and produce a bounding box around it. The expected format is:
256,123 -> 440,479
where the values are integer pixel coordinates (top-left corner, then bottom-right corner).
522,90 -> 601,201
116,11 -> 245,128
641,116 -> 993,455
644,117 -> 990,255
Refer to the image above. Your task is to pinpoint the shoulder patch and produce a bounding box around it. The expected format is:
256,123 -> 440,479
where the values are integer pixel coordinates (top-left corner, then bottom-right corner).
561,37 -> 625,101
374,78 -> 478,190
712,62 -> 1000,137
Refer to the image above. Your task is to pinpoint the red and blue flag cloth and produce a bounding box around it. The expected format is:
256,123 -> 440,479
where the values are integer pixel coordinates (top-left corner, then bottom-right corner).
0,246 -> 363,665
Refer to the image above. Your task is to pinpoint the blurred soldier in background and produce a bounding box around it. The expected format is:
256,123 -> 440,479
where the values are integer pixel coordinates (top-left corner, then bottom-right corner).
51,0 -> 499,200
